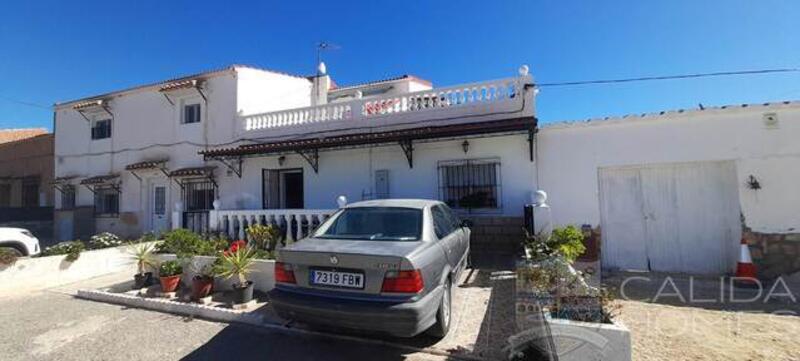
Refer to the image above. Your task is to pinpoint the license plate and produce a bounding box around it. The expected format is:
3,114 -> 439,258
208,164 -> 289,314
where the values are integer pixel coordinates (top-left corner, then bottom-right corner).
310,270 -> 364,289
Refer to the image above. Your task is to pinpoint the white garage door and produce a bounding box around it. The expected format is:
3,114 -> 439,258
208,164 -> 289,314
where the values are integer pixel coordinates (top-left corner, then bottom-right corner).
599,161 -> 741,274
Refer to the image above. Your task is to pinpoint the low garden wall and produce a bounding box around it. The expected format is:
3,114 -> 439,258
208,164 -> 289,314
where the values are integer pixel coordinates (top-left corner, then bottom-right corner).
0,242 -> 158,294
157,254 -> 276,293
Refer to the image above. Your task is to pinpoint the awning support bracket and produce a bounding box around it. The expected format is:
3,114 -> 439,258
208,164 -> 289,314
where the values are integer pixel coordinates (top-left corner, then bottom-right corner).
76,110 -> 92,122
162,93 -> 175,106
129,171 -> 142,182
295,149 -> 319,173
399,139 -> 414,168
194,81 -> 208,104
217,157 -> 243,178
83,184 -> 96,194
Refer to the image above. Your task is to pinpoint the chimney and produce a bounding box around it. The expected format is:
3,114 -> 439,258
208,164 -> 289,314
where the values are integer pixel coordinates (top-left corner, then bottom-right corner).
311,61 -> 330,106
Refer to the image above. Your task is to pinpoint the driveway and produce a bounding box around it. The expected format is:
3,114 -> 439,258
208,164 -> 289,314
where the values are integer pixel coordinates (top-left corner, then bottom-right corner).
0,269 -> 516,361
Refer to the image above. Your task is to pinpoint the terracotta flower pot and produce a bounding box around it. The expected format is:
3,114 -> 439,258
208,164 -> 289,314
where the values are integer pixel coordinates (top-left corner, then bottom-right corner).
192,276 -> 214,300
159,274 -> 182,293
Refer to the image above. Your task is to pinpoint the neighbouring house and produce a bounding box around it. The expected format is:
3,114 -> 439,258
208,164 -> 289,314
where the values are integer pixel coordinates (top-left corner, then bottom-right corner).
536,101 -> 800,278
53,64 -> 536,268
53,61 -> 800,276
0,129 -> 55,244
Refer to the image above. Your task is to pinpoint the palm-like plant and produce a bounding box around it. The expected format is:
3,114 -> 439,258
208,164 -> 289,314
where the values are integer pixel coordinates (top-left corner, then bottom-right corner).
214,246 -> 256,286
129,242 -> 157,274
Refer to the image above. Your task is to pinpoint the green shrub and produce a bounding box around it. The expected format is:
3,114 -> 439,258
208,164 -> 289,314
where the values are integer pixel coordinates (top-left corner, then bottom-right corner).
523,225 -> 586,263
157,229 -> 226,259
0,248 -> 18,266
42,241 -> 85,262
89,232 -> 123,249
159,260 -> 183,277
135,232 -> 157,244
246,224 -> 281,251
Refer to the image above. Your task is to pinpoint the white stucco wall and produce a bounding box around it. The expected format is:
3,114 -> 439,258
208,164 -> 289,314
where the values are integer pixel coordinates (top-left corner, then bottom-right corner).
215,134 -> 536,216
536,102 -> 800,234
53,67 -> 314,237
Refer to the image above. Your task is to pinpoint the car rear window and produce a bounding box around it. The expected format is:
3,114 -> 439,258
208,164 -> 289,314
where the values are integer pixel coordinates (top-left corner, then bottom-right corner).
315,207 -> 422,241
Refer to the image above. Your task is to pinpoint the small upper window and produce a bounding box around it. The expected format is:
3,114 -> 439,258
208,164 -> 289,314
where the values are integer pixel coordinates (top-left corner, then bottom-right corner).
91,119 -> 112,140
183,103 -> 201,124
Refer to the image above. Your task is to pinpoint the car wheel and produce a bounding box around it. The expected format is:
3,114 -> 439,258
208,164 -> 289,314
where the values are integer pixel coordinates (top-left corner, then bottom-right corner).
427,277 -> 452,338
0,247 -> 23,257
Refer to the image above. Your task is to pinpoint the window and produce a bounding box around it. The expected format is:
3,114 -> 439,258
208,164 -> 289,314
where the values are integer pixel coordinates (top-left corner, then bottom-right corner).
183,180 -> 215,211
438,159 -> 501,210
91,119 -> 112,139
315,207 -> 422,241
431,206 -> 456,239
61,185 -> 76,209
183,103 -> 201,124
21,180 -> 39,207
0,184 -> 10,207
94,187 -> 119,217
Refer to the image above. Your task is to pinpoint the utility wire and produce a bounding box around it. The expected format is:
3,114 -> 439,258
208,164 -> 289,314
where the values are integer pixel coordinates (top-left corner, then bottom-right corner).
536,67 -> 800,87
0,95 -> 51,110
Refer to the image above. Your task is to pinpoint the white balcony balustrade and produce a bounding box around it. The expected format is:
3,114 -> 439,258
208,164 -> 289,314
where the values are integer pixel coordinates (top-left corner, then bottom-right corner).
208,208 -> 336,245
240,74 -> 534,139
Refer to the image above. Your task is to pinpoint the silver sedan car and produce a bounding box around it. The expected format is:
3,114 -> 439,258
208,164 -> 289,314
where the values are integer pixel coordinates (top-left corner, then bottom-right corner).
269,199 -> 471,338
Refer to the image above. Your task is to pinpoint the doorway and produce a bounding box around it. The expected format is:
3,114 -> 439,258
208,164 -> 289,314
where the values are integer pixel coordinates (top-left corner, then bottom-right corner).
148,180 -> 169,234
263,169 -> 304,209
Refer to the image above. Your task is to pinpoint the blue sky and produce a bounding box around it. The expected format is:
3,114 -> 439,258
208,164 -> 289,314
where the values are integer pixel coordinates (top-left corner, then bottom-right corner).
1,0 -> 798,130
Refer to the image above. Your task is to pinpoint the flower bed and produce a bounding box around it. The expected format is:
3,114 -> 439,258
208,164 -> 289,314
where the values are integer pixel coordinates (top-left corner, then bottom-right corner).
157,254 -> 276,293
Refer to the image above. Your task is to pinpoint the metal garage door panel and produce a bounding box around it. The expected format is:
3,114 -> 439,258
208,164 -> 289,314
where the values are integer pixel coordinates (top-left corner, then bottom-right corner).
599,168 -> 649,271
600,161 -> 741,275
671,162 -> 740,274
640,166 -> 681,272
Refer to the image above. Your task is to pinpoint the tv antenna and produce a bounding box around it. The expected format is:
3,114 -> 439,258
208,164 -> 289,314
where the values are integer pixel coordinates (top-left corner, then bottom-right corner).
316,41 -> 341,74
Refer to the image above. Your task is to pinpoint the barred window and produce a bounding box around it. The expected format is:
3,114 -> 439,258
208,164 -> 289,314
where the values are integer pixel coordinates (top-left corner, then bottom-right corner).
183,180 -> 215,211
61,185 -> 76,209
91,119 -> 112,140
94,186 -> 119,217
21,179 -> 39,207
438,158 -> 501,210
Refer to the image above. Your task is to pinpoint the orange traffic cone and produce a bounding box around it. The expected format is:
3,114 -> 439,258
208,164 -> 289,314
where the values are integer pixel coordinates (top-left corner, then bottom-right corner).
734,238 -> 758,288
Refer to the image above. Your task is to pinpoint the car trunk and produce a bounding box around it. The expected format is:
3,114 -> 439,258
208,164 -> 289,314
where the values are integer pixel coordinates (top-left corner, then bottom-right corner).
279,237 -> 419,295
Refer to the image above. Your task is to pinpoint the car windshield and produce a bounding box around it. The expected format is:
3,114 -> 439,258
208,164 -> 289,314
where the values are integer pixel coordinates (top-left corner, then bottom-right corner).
315,207 -> 422,241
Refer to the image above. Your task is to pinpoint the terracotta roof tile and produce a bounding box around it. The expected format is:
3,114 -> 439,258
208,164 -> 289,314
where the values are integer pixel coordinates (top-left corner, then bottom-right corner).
0,128 -> 48,144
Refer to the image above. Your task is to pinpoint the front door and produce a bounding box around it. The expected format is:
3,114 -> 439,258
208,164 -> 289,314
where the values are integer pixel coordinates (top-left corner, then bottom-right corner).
149,182 -> 169,234
283,171 -> 304,209
263,169 -> 304,209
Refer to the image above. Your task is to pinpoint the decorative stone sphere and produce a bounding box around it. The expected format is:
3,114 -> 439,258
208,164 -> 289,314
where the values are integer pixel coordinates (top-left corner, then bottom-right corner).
336,195 -> 348,208
531,190 -> 547,206
518,64 -> 529,76
212,199 -> 221,210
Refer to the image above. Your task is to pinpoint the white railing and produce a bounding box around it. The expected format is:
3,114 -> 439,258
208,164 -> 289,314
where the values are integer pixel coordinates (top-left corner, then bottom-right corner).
208,208 -> 336,245
242,74 -> 532,134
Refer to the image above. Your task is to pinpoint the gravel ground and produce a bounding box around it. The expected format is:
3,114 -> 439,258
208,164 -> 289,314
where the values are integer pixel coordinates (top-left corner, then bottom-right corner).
606,272 -> 800,361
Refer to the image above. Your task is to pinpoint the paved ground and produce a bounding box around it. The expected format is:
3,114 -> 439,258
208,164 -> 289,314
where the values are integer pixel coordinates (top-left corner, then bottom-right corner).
0,269 -> 517,361
605,272 -> 800,361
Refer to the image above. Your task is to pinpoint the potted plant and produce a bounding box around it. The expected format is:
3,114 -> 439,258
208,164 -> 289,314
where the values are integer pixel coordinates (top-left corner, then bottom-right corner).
130,243 -> 157,288
191,260 -> 215,300
214,247 -> 257,304
158,260 -> 183,293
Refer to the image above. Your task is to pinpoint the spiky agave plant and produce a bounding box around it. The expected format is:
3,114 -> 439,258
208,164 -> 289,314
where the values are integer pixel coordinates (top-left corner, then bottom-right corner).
214,246 -> 256,286
129,242 -> 157,274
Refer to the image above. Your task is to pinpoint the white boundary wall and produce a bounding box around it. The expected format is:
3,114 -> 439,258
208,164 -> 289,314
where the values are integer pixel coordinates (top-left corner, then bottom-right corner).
536,102 -> 800,234
0,242 -> 158,294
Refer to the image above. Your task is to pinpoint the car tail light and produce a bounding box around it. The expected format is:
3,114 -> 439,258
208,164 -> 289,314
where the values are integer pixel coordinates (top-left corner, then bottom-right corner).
381,269 -> 424,293
275,262 -> 296,284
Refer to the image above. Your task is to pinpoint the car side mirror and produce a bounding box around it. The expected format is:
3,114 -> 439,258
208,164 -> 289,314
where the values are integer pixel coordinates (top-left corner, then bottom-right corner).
460,219 -> 473,228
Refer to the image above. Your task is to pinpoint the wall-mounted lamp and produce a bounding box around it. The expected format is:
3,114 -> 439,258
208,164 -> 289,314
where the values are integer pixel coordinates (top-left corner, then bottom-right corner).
746,175 -> 761,190
278,155 -> 286,166
461,140 -> 470,154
